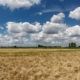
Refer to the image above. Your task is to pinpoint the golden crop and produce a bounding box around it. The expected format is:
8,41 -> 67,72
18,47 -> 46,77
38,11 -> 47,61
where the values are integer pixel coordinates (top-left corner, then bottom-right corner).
0,48 -> 80,80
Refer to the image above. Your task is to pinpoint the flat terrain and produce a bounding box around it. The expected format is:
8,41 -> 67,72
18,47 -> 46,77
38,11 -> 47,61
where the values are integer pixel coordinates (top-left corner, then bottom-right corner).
0,48 -> 80,80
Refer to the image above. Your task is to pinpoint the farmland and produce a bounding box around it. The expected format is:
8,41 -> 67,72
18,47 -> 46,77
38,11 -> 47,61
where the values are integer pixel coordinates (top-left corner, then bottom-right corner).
0,48 -> 80,80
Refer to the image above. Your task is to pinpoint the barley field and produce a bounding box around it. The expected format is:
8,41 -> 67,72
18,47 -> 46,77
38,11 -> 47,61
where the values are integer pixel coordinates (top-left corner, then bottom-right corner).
0,48 -> 80,80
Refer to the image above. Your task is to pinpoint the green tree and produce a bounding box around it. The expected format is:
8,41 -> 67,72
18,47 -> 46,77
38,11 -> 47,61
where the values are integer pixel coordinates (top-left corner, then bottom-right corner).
69,42 -> 76,47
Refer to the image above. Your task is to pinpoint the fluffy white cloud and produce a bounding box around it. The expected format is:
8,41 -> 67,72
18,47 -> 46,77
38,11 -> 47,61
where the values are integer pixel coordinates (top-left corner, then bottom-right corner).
1,12 -> 80,47
43,22 -> 67,34
0,0 -> 41,10
65,25 -> 80,37
7,22 -> 41,34
51,13 -> 65,23
31,31 -> 69,46
43,13 -> 66,34
69,7 -> 80,20
7,22 -> 23,33
0,21 -> 41,47
0,34 -> 33,47
31,13 -> 80,46
31,13 -> 68,46
2,21 -> 41,47
0,34 -> 11,46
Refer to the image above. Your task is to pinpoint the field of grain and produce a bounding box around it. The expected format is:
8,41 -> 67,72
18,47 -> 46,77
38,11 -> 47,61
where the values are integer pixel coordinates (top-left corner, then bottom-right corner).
0,48 -> 80,80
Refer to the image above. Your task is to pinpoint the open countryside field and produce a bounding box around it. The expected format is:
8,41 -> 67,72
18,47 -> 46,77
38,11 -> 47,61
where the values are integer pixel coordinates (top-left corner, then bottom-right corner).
0,48 -> 80,80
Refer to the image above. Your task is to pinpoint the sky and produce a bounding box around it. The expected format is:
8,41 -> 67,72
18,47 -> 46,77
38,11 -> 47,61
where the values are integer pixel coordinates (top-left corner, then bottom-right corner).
0,0 -> 80,47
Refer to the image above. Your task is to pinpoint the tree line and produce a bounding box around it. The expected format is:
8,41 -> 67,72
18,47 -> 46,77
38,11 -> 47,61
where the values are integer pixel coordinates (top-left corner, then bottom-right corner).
38,42 -> 80,48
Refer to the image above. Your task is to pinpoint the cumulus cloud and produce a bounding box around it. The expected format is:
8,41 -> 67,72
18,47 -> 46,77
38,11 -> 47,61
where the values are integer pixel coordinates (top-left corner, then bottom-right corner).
0,0 -> 41,10
7,22 -> 41,34
1,12 -> 80,47
31,13 -> 69,46
43,22 -> 67,34
0,34 -> 11,46
31,13 -> 80,46
31,31 -> 69,46
69,7 -> 80,20
0,21 -> 41,47
42,13 -> 66,34
51,13 -> 65,23
0,34 -> 34,47
65,25 -> 80,37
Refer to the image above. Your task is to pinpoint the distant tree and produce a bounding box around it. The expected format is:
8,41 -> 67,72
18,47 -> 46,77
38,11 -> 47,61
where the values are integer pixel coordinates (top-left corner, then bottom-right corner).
69,42 -> 76,47
38,45 -> 47,48
38,45 -> 43,48
14,46 -> 17,48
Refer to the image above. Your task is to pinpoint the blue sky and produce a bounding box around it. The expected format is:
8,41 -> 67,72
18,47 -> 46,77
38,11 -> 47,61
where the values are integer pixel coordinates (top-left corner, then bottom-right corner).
0,0 -> 80,47
0,0 -> 80,25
